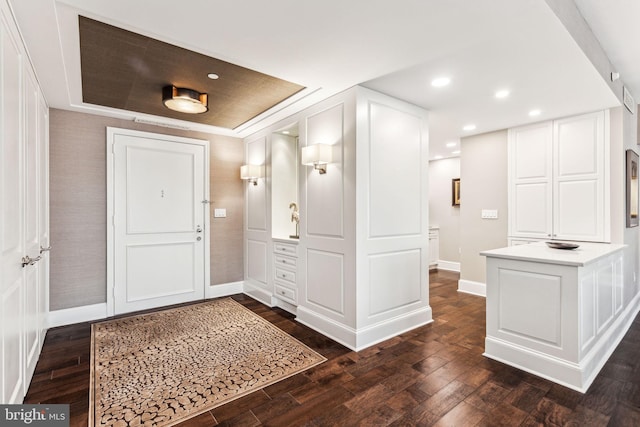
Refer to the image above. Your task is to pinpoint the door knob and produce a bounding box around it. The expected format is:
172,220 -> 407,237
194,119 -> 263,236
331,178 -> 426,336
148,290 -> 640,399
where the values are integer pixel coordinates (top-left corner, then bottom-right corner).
21,255 -> 41,268
196,226 -> 202,233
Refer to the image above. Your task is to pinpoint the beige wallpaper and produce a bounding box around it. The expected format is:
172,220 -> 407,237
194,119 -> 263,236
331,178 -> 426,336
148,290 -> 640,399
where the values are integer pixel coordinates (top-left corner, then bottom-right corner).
49,109 -> 244,311
459,130 -> 508,284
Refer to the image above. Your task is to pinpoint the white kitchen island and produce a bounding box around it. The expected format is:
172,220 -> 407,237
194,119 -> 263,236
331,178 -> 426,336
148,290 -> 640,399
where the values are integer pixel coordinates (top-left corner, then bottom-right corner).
481,241 -> 627,392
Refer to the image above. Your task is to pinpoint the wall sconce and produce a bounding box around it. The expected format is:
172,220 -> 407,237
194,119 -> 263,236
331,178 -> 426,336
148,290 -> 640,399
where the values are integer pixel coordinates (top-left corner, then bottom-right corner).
162,85 -> 208,114
301,144 -> 332,174
240,164 -> 262,186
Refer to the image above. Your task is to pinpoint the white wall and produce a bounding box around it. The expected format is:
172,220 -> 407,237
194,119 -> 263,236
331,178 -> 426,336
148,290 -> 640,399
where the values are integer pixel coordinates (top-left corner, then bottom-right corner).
428,158 -> 461,264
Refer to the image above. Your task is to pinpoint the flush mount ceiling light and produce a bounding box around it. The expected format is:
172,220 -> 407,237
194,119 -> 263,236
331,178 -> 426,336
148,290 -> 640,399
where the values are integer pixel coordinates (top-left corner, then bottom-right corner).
529,109 -> 541,117
162,85 -> 208,114
463,124 -> 476,131
495,89 -> 510,99
431,77 -> 451,87
446,142 -> 457,148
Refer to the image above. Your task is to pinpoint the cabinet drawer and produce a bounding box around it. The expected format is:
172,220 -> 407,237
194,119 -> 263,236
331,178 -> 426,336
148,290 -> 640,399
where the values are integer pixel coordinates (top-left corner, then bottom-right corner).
274,254 -> 297,270
275,268 -> 296,284
275,284 -> 296,303
274,242 -> 297,257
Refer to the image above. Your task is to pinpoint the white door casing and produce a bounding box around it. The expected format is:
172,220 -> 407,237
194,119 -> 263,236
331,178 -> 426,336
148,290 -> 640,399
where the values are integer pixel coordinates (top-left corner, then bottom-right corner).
107,128 -> 210,316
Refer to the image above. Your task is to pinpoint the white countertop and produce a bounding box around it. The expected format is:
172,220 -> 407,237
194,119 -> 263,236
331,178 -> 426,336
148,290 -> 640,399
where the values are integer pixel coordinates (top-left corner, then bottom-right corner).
480,241 -> 626,266
273,236 -> 299,244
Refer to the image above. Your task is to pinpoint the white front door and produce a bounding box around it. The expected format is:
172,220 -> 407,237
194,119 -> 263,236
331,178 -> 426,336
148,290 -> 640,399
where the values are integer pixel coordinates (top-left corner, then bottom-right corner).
108,129 -> 209,315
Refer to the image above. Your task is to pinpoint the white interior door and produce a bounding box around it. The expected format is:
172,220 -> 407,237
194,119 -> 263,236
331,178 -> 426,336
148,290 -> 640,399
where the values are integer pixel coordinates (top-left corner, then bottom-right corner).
109,129 -> 209,315
1,15 -> 25,404
23,68 -> 41,391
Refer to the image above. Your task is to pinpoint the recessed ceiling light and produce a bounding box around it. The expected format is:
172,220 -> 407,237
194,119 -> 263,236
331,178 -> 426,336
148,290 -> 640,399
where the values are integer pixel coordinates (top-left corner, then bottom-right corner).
207,73 -> 219,80
495,89 -> 510,99
434,155 -> 444,160
446,142 -> 457,148
529,109 -> 541,117
463,124 -> 476,131
431,77 -> 451,88
282,130 -> 290,135
452,150 -> 461,154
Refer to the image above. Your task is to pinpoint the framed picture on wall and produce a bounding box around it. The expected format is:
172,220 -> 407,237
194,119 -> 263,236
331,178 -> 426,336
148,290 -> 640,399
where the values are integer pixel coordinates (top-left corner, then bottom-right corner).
452,178 -> 460,206
627,150 -> 639,227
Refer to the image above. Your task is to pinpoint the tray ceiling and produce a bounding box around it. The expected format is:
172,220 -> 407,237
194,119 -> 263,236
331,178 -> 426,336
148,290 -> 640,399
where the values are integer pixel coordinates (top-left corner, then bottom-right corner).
79,16 -> 304,129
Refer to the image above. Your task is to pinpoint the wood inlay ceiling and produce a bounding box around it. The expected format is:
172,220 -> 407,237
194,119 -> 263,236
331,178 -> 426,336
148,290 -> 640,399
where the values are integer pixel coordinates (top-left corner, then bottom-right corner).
78,16 -> 305,129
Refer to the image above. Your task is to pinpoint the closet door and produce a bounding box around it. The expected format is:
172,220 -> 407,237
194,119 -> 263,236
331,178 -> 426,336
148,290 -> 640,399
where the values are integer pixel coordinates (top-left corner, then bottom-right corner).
508,121 -> 553,239
0,10 -> 25,404
23,68 -> 42,390
553,111 -> 608,242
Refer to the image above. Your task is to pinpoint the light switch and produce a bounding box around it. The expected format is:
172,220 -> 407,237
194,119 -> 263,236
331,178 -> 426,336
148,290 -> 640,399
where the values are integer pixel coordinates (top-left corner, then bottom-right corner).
214,208 -> 227,218
481,209 -> 498,219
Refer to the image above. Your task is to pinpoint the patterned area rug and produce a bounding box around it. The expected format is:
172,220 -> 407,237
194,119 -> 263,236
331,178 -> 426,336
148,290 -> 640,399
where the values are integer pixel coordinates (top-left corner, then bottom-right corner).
89,298 -> 326,426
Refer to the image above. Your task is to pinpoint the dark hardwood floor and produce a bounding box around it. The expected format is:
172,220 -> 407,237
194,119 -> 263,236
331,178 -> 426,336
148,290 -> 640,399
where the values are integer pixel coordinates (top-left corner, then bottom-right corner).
25,270 -> 640,426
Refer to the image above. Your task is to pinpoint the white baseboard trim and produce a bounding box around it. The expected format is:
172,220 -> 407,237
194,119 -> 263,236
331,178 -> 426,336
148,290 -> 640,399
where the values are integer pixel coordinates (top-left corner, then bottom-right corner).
205,281 -> 244,299
458,279 -> 486,297
273,297 -> 297,316
579,291 -> 640,391
355,307 -> 433,351
437,260 -> 460,272
296,305 -> 433,351
296,306 -> 357,350
485,291 -> 640,393
484,337 -> 584,392
242,282 -> 274,307
48,303 -> 107,328
49,281 -> 246,328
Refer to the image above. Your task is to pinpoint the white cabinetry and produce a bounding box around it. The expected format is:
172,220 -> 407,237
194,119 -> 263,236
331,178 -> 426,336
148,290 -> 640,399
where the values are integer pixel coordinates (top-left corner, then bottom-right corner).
428,228 -> 439,269
482,242 -> 625,392
273,240 -> 297,310
508,111 -> 609,243
1,0 -> 49,404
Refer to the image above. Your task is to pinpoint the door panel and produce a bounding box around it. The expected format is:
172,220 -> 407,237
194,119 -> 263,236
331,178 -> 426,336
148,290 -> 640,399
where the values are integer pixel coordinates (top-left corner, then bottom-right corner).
126,243 -> 196,301
126,147 -> 195,234
112,133 -> 207,315
553,111 -> 606,242
23,69 -> 41,389
508,122 -> 553,239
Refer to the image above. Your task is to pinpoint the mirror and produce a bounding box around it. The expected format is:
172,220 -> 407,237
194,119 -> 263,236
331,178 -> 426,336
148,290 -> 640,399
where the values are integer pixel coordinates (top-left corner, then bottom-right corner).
271,123 -> 299,239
